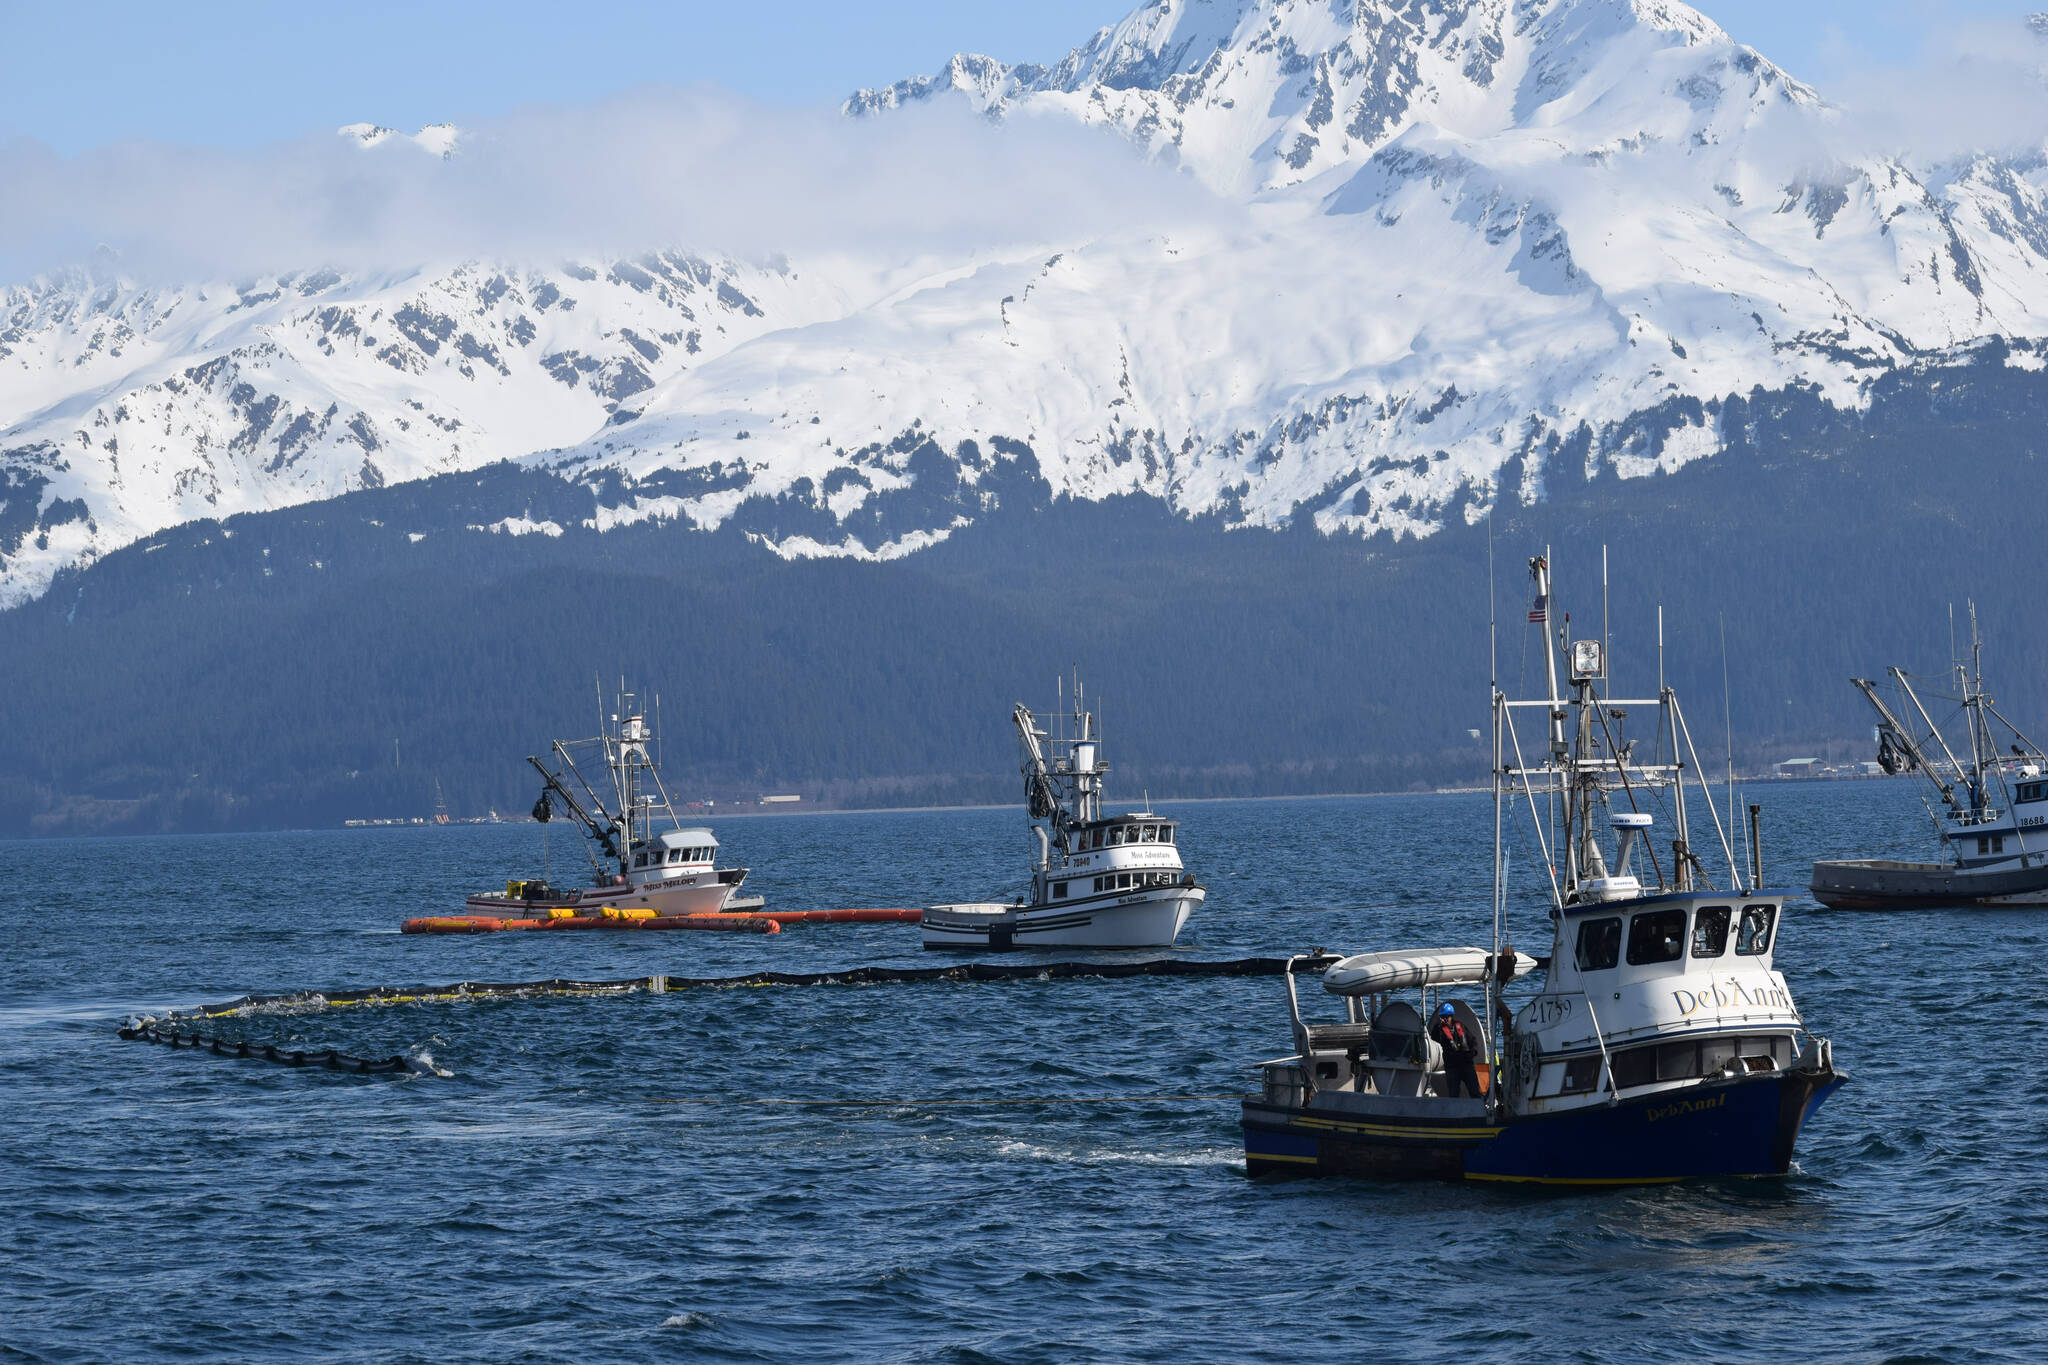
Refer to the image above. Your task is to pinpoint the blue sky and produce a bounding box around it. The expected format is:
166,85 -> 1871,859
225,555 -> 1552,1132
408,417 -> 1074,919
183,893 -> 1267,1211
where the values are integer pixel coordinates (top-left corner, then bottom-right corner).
0,0 -> 2041,154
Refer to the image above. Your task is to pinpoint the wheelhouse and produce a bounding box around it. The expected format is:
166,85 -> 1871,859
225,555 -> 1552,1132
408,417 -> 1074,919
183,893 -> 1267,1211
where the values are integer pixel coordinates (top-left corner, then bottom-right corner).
630,827 -> 718,876
1068,815 -> 1179,851
1561,894 -> 1779,978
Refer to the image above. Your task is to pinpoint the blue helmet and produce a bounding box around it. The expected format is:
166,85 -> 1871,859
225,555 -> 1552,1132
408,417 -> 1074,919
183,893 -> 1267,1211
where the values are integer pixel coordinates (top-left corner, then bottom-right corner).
1436,1004 -> 1456,1018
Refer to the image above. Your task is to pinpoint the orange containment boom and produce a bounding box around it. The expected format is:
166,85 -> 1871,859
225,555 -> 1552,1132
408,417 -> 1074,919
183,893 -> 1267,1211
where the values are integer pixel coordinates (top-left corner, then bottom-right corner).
402,913 -> 781,935
746,909 -> 923,925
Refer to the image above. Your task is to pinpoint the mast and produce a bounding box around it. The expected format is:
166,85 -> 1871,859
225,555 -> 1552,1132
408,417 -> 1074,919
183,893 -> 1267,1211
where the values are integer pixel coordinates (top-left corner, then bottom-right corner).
1498,554 -> 1741,911
526,682 -> 686,882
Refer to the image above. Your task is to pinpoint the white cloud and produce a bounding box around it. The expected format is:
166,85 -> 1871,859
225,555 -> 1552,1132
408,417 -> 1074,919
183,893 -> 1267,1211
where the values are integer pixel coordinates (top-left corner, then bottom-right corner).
0,85 -> 1222,282
1810,14 -> 2048,162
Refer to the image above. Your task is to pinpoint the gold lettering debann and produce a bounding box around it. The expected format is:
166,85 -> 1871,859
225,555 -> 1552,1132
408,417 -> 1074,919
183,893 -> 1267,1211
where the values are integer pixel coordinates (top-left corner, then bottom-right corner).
1646,1093 -> 1727,1123
1670,975 -> 1792,1019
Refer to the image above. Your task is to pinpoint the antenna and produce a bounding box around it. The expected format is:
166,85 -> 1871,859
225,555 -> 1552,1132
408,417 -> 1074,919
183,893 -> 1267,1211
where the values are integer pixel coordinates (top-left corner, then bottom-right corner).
1720,613 -> 1745,893
1487,511 -> 1497,692
1602,543 -> 1610,695
1657,603 -> 1665,695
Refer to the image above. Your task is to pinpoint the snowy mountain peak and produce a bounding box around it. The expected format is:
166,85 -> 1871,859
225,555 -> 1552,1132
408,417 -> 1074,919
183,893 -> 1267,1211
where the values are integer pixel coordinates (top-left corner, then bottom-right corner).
337,122 -> 462,157
850,0 -> 1802,196
8,0 -> 2048,608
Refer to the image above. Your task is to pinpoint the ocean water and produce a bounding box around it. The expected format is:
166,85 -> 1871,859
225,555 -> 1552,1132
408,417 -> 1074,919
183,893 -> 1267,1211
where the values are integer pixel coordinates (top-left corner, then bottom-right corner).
4,782 -> 2044,1363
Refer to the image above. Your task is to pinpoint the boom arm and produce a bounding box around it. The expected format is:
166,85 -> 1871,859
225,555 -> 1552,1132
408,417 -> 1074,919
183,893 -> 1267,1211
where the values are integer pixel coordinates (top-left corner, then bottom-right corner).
1013,704 -> 1068,840
527,753 -> 622,864
1850,677 -> 1955,812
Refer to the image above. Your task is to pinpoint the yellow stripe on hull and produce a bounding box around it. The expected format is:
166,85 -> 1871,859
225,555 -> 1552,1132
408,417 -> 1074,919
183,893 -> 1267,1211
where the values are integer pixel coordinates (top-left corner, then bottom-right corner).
1463,1172 -> 1688,1186
1289,1117 -> 1504,1141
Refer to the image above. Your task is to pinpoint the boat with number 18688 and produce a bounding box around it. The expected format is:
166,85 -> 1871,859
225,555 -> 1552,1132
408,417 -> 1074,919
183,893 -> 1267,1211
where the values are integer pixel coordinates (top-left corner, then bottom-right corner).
1810,607 -> 2048,909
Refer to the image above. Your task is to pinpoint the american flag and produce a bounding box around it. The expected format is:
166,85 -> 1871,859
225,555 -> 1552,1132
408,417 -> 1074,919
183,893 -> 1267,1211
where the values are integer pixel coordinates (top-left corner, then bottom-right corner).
1528,594 -> 1548,623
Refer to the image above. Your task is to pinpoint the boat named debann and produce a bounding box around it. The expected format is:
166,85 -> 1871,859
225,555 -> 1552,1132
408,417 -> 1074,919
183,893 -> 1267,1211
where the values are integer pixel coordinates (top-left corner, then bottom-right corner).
922,684 -> 1204,949
464,686 -> 761,918
1811,608 -> 2048,909
1241,556 -> 1844,1183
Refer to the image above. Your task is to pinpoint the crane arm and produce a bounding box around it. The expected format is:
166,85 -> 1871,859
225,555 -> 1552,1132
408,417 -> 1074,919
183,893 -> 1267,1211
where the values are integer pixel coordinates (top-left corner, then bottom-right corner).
1851,677 -> 1954,811
527,754 -> 622,863
1013,703 -> 1069,840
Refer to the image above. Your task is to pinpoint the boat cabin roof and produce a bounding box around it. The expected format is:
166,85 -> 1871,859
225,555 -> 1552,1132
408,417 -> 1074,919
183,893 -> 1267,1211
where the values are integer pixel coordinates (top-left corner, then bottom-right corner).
1560,887 -> 1798,916
1075,813 -> 1175,834
651,827 -> 717,848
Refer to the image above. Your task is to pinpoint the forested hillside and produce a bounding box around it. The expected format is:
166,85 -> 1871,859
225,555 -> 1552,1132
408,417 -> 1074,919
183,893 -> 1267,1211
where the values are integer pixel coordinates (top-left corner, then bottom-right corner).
2,349 -> 2045,835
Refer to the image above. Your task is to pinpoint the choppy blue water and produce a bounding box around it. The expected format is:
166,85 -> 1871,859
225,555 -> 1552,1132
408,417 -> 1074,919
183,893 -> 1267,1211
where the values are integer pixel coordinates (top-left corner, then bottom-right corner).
3,782 -> 2043,1363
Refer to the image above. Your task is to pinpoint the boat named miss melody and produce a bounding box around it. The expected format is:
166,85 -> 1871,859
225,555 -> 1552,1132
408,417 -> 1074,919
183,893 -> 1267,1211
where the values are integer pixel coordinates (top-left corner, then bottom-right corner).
922,683 -> 1205,949
1241,556 -> 1844,1183
464,686 -> 762,919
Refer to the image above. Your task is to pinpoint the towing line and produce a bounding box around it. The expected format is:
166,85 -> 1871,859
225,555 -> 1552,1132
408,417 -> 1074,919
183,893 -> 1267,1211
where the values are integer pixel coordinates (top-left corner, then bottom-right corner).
116,954 -> 1343,1077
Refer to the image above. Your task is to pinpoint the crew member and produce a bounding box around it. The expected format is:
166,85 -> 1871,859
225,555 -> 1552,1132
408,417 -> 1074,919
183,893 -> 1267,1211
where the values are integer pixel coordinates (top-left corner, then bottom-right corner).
1432,1003 -> 1482,1099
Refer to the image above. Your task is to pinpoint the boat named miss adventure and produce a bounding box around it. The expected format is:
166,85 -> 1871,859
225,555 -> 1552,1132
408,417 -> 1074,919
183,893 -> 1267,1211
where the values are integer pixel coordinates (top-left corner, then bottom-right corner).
464,686 -> 762,918
1241,555 -> 1843,1183
922,684 -> 1204,949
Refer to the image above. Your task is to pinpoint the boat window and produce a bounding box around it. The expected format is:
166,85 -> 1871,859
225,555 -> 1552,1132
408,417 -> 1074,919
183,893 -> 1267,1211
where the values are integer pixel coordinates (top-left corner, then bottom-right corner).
1160,826 -> 1174,844
1053,881 -> 1067,899
1691,906 -> 1731,958
634,852 -> 648,868
1701,1037 -> 1738,1074
2022,781 -> 2048,804
1626,909 -> 1687,965
1108,827 -> 1124,846
1609,1046 -> 1656,1090
1093,876 -> 1104,892
1141,825 -> 1157,842
1560,1055 -> 1603,1094
1657,1041 -> 1698,1082
1736,905 -> 1776,956
1092,828 -> 1104,849
1574,917 -> 1622,971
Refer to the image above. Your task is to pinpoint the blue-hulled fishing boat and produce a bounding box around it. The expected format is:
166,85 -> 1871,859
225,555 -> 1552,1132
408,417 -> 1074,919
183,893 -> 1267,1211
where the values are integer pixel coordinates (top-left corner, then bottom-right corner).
1241,555 -> 1844,1183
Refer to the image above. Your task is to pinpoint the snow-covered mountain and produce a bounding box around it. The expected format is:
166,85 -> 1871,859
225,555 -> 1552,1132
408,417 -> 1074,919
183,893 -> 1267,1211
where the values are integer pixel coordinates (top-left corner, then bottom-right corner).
0,246 -> 855,603
9,0 -> 2048,605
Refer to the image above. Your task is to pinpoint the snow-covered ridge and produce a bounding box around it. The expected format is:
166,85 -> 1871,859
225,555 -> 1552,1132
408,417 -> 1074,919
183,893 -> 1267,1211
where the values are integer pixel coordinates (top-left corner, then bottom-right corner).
337,122 -> 461,157
8,0 -> 2048,605
0,251 -> 840,603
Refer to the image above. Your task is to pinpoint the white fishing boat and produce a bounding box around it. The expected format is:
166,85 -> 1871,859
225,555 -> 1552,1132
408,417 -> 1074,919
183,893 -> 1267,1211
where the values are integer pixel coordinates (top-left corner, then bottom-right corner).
464,686 -> 761,917
922,684 -> 1204,949
1242,554 -> 1843,1182
1811,607 -> 2048,909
